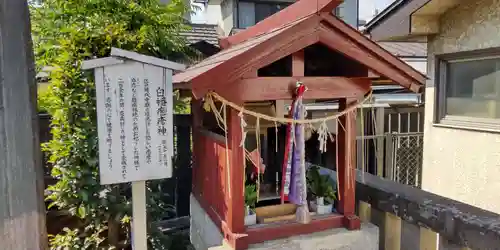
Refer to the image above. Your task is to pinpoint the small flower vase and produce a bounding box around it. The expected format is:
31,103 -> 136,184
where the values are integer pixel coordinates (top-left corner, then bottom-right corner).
244,205 -> 257,226
315,197 -> 332,215
316,197 -> 324,206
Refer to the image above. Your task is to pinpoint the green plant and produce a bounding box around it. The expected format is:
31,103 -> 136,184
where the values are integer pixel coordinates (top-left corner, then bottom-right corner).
37,86 -> 51,113
31,0 -> 195,249
306,166 -> 336,205
245,184 -> 258,210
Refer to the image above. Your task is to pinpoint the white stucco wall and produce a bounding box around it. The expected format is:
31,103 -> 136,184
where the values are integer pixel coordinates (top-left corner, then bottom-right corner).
201,0 -> 232,36
423,0 -> 500,214
205,3 -> 223,26
220,0 -> 235,36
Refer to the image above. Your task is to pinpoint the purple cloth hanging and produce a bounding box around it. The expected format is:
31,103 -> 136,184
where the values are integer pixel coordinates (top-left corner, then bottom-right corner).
287,85 -> 307,206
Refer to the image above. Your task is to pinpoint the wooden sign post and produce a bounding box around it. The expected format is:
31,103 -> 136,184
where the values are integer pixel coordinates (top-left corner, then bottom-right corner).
83,48 -> 185,249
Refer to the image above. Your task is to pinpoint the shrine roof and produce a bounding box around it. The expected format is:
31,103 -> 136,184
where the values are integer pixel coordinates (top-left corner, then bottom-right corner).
173,0 -> 427,98
173,16 -> 305,85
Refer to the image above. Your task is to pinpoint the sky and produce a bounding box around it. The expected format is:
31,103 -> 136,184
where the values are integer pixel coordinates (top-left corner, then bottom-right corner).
191,0 -> 396,24
359,0 -> 394,22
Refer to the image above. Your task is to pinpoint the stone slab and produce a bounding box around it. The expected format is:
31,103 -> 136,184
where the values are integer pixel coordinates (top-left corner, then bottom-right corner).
248,223 -> 379,250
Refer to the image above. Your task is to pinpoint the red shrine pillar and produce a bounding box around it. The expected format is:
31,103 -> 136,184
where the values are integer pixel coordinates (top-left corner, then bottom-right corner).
337,98 -> 361,230
225,107 -> 247,249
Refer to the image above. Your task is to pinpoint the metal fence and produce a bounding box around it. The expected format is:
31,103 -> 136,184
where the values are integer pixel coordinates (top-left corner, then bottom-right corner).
356,132 -> 424,188
388,132 -> 424,188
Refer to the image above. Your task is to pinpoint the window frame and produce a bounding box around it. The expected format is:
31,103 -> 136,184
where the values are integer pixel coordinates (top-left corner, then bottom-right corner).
235,0 -> 345,28
435,47 -> 500,131
236,0 -> 293,28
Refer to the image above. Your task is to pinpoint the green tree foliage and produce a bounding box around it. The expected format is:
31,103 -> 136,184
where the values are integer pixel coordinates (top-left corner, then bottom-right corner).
31,0 -> 194,248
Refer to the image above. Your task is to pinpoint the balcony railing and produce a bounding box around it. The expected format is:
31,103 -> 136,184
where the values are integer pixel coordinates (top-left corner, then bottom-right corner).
346,170 -> 500,250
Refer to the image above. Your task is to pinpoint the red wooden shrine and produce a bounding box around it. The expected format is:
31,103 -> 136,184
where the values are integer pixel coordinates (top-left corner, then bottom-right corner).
173,0 -> 425,249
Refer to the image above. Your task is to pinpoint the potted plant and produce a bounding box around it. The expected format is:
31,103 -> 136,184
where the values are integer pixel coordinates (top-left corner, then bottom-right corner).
307,165 -> 337,215
244,184 -> 258,225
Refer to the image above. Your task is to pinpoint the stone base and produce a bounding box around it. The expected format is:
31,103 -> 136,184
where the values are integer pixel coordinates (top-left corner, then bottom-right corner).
248,223 -> 379,250
190,194 -> 224,250
191,193 -> 378,250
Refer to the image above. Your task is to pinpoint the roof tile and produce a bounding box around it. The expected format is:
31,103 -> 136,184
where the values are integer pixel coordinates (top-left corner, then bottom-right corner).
378,42 -> 427,57
180,23 -> 219,45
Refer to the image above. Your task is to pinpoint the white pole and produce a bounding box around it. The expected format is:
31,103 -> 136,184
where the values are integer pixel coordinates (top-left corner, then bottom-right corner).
132,181 -> 148,250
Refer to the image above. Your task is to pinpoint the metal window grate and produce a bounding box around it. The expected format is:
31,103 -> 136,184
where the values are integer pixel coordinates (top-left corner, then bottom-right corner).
356,132 -> 424,188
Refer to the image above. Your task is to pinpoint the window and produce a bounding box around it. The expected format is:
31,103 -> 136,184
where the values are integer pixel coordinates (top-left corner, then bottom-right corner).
237,1 -> 291,28
255,2 -> 289,23
436,49 -> 500,130
238,1 -> 255,28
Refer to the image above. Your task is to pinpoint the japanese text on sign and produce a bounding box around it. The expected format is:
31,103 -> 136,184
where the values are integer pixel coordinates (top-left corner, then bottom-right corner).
95,63 -> 173,185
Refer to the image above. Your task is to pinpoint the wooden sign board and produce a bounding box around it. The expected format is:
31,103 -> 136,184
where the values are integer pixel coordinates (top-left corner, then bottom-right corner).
83,48 -> 185,250
83,48 -> 185,184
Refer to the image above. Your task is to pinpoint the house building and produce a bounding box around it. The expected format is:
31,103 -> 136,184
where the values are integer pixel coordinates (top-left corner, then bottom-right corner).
365,0 -> 500,214
197,0 -> 358,36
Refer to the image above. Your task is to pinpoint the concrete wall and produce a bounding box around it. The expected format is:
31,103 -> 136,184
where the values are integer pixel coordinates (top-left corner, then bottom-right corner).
423,0 -> 500,214
202,0 -> 232,36
220,0 -> 236,36
190,195 -> 224,250
205,3 -> 223,26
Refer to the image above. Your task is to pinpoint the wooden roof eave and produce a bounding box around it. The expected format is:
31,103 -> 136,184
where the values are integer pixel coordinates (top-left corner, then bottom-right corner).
318,26 -> 422,93
318,14 -> 426,93
174,13 -> 427,101
320,13 -> 426,83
